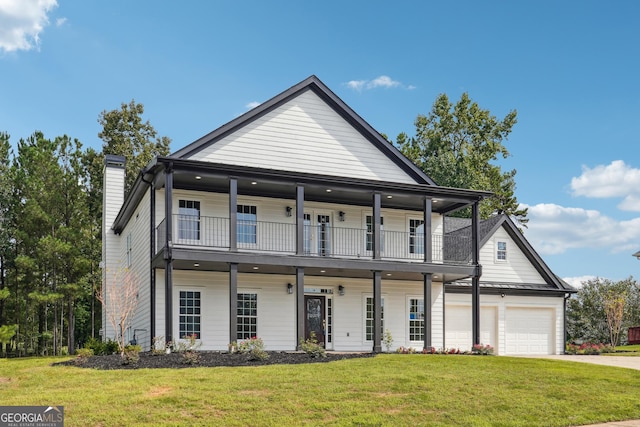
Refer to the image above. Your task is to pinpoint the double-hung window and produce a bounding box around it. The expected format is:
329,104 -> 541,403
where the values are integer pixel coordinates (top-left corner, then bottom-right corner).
496,240 -> 507,261
409,298 -> 424,341
179,291 -> 201,339
365,296 -> 384,341
237,205 -> 257,245
237,293 -> 258,339
366,216 -> 384,252
178,200 -> 200,241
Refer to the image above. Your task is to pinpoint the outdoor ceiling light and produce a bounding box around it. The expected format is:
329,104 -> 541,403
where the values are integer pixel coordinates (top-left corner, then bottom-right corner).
287,283 -> 293,294
195,176 -> 202,180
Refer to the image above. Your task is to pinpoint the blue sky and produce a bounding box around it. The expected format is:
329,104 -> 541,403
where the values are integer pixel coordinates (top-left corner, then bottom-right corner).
1,1 -> 640,286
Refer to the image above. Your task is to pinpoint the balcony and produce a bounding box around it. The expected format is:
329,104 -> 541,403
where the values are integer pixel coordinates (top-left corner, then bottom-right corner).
156,215 -> 471,264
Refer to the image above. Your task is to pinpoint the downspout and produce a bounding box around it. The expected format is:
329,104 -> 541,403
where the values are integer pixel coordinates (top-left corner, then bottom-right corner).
563,292 -> 571,355
140,170 -> 155,349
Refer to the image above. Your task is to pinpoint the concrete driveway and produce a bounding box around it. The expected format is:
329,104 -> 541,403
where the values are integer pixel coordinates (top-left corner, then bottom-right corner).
522,354 -> 640,371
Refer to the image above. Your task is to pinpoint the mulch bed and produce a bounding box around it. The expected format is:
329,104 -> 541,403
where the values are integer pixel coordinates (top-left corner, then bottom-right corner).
53,351 -> 375,370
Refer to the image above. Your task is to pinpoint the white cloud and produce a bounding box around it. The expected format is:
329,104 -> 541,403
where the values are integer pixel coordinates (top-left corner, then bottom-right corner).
571,160 -> 640,211
245,101 -> 260,109
55,17 -> 66,27
345,75 -> 414,92
521,202 -> 640,255
562,275 -> 598,289
0,0 -> 57,53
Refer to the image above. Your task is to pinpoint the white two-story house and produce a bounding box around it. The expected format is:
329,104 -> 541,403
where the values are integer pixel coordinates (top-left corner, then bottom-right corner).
102,76 -> 574,355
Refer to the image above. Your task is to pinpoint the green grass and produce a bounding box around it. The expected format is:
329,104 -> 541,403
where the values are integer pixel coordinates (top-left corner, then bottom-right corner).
2,355 -> 640,426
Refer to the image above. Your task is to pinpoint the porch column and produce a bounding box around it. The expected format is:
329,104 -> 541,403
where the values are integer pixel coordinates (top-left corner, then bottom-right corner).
373,270 -> 382,352
164,164 -> 174,343
229,263 -> 238,344
423,198 -> 432,263
423,273 -> 432,350
296,267 -> 305,350
296,185 -> 304,255
372,192 -> 381,260
150,182 -> 156,341
229,178 -> 238,252
471,201 -> 481,346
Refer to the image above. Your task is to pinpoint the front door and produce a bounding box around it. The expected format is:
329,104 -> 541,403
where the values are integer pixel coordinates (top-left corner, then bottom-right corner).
305,295 -> 325,347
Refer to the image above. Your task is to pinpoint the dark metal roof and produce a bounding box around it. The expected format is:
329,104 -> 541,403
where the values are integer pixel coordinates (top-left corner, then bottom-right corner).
171,75 -> 437,186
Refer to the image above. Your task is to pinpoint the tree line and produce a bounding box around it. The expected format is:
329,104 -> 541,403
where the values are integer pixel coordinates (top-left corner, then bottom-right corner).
0,100 -> 169,356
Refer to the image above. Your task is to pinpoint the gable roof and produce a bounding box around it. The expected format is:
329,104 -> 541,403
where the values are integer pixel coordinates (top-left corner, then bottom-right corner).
444,215 -> 575,293
172,75 -> 436,185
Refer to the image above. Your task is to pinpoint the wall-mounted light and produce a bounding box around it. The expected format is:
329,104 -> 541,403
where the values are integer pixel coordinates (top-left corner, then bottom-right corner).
338,285 -> 345,296
338,211 -> 345,222
287,283 -> 293,294
285,206 -> 292,217
500,292 -> 505,298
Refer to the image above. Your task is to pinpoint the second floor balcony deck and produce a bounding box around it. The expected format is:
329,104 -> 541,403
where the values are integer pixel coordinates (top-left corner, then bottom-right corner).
156,214 -> 471,265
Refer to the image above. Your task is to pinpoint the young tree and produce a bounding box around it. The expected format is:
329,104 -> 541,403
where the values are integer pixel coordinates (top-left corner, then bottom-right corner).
396,93 -> 527,225
604,291 -> 626,348
0,132 -> 12,327
97,269 -> 139,357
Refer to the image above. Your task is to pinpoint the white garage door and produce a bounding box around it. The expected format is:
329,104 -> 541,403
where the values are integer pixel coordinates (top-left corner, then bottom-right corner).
505,308 -> 554,355
445,305 -> 496,352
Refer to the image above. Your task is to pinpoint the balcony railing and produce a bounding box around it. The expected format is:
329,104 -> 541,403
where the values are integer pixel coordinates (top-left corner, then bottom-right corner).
155,215 -> 471,264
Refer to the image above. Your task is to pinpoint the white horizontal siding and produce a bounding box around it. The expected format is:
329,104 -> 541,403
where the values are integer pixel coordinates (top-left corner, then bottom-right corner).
480,227 -> 547,284
189,90 -> 419,184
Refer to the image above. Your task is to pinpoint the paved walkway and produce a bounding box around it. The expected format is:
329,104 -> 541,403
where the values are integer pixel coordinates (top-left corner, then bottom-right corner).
517,355 -> 640,426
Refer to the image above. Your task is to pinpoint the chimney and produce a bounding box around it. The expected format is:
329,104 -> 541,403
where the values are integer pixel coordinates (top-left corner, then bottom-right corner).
101,154 -> 126,339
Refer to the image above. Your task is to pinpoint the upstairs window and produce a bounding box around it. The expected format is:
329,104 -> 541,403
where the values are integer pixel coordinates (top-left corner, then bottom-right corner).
178,200 -> 201,241
237,205 -> 257,244
496,241 -> 507,261
366,216 -> 384,252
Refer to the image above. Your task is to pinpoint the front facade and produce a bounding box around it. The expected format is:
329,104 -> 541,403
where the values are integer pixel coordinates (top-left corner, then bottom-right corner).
102,76 -> 573,355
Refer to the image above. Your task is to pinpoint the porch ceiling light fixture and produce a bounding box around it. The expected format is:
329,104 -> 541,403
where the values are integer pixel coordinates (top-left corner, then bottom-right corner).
195,175 -> 202,180
193,263 -> 200,267
251,181 -> 257,185
326,189 -> 332,193
253,266 -> 259,270
338,285 -> 345,296
386,195 -> 393,199
338,211 -> 345,221
285,206 -> 292,217
287,283 -> 293,294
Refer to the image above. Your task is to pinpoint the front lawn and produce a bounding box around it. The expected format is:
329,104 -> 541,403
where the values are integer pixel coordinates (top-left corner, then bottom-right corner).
1,354 -> 640,426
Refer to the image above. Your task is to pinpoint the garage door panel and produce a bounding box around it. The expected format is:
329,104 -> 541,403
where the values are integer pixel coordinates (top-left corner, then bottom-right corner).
445,305 -> 496,352
505,308 -> 554,355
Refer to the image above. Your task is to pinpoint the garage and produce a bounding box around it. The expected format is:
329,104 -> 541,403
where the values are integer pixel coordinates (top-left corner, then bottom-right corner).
505,307 -> 555,355
445,305 -> 497,352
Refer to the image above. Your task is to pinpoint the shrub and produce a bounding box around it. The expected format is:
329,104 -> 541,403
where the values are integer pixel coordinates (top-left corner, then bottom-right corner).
74,348 -> 94,366
84,338 -> 119,356
566,342 -> 614,355
383,329 -> 394,352
122,344 -> 141,365
471,344 -> 494,355
300,332 -> 326,358
237,337 -> 269,361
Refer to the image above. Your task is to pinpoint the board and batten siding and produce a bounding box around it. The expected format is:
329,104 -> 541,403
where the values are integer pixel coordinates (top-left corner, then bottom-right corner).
187,90 -> 419,184
117,190 -> 152,350
480,227 -> 547,284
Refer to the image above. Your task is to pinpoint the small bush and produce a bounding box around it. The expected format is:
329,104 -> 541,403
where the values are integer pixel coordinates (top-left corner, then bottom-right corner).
471,344 -> 494,355
237,337 -> 269,361
300,332 -> 326,358
122,344 -> 141,365
85,338 -> 119,356
182,350 -> 201,365
383,329 -> 394,352
566,342 -> 613,355
74,348 -> 94,366
151,336 -> 166,355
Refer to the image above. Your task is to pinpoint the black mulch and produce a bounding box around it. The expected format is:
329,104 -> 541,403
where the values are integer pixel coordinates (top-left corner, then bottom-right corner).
53,351 -> 375,370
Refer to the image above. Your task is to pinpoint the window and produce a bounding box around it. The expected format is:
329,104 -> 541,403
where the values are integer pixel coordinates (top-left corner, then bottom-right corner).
179,291 -> 201,339
366,216 -> 384,252
365,296 -> 384,341
409,219 -> 424,254
126,233 -> 132,267
496,241 -> 507,261
237,205 -> 257,244
178,200 -> 200,240
237,293 -> 257,339
409,298 -> 424,341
